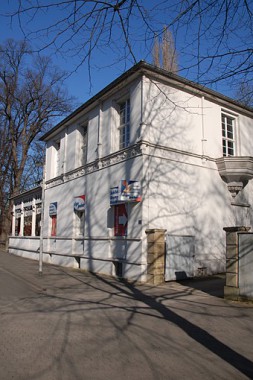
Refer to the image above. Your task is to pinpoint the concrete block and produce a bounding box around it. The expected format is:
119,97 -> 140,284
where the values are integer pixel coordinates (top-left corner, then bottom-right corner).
226,273 -> 238,287
224,286 -> 240,300
226,245 -> 238,259
226,258 -> 238,273
226,232 -> 237,246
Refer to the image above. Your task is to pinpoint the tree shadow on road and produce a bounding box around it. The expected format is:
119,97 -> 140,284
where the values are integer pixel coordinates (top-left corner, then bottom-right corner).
89,272 -> 253,379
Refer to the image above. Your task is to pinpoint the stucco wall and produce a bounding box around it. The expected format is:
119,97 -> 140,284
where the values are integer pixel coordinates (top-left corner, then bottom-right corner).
238,233 -> 253,299
141,76 -> 253,159
142,148 -> 253,274
42,155 -> 145,280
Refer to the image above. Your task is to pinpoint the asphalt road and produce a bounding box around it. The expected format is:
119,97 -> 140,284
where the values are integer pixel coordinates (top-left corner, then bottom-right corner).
0,251 -> 253,380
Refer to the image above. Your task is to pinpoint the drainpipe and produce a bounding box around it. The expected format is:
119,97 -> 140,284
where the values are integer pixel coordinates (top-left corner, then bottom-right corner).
139,75 -> 144,139
201,96 -> 207,160
97,102 -> 102,160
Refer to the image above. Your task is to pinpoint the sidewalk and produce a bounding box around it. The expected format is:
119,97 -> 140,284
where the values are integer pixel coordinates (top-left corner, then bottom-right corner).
1,249 -> 253,380
0,249 -> 226,296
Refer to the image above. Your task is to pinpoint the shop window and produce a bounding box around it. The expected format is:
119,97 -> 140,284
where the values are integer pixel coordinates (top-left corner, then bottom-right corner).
24,215 -> 32,236
75,210 -> 85,236
35,214 -> 41,236
35,203 -> 42,236
15,217 -> 21,236
24,207 -> 33,236
51,215 -> 57,236
114,204 -> 128,237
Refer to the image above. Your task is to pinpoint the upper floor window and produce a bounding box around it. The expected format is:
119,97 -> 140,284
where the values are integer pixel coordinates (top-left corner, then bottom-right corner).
119,99 -> 130,149
222,113 -> 235,156
80,125 -> 88,166
55,140 -> 61,176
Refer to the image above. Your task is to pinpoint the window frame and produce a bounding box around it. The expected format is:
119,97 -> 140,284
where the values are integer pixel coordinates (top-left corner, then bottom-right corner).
118,98 -> 130,150
222,113 -> 236,157
51,215 -> 57,236
74,209 -> 85,236
80,124 -> 88,166
55,140 -> 61,176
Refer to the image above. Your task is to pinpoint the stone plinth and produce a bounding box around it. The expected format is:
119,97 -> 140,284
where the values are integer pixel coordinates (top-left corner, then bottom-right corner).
146,229 -> 166,285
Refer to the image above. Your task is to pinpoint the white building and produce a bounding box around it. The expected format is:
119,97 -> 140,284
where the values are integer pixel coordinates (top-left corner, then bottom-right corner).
9,61 -> 253,283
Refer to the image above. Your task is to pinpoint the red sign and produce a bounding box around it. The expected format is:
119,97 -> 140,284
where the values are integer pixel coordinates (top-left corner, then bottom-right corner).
114,204 -> 128,236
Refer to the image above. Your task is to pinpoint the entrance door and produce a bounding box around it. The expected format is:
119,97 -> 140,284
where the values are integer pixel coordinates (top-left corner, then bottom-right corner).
165,235 -> 195,281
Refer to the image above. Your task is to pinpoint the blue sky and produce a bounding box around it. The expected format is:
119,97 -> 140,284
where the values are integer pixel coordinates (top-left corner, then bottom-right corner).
0,1 -> 251,107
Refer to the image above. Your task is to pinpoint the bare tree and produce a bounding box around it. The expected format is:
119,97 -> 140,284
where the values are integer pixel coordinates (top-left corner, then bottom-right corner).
152,27 -> 178,73
152,35 -> 160,68
4,0 -> 252,92
0,39 -> 73,242
235,81 -> 253,108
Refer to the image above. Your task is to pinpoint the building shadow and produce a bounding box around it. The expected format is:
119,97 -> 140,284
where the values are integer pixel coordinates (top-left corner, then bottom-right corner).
176,273 -> 226,298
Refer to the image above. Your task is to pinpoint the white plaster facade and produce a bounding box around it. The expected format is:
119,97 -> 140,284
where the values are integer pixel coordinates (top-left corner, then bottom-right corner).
9,61 -> 253,282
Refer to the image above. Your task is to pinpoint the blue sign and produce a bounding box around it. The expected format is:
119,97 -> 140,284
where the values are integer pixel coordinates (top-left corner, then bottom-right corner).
49,202 -> 57,216
74,195 -> 86,211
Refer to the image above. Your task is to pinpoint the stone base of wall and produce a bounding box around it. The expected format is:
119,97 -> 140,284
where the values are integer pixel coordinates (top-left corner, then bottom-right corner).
146,229 -> 166,285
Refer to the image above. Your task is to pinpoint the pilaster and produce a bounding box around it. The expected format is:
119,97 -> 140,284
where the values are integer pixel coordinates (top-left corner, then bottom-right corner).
145,229 -> 166,285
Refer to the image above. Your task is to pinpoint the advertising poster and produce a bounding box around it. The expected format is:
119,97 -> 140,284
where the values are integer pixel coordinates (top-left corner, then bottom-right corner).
114,204 -> 128,236
110,187 -> 119,205
119,180 -> 141,202
49,202 -> 57,216
74,195 -> 86,211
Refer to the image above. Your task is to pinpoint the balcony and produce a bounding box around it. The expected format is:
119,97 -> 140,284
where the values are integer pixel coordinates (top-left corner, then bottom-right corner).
216,156 -> 253,197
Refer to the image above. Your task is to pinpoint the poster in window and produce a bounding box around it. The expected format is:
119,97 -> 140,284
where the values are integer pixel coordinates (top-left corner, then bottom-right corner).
49,202 -> 57,216
51,215 -> 57,236
114,204 -> 128,237
119,180 -> 141,202
74,195 -> 86,212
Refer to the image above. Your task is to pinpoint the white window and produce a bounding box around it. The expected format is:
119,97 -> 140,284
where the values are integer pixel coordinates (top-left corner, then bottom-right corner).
80,125 -> 88,166
55,140 -> 61,176
119,99 -> 130,149
222,113 -> 235,156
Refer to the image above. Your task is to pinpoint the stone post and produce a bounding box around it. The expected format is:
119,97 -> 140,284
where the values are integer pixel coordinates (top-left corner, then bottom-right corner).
223,226 -> 250,300
145,229 -> 166,285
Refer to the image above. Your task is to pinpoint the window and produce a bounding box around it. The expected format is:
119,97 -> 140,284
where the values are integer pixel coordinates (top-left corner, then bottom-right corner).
80,126 -> 88,166
222,114 -> 235,156
75,210 -> 85,236
119,99 -> 130,149
55,140 -> 61,176
24,213 -> 32,236
15,216 -> 21,236
114,204 -> 128,237
51,215 -> 57,236
35,204 -> 41,236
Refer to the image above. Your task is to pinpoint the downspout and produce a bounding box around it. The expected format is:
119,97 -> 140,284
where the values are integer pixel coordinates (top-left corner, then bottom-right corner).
139,75 -> 144,139
97,102 -> 102,160
201,96 -> 207,161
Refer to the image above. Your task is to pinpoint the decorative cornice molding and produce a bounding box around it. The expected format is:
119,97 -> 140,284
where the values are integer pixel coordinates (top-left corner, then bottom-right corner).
45,140 -> 217,189
45,143 -> 143,188
101,144 -> 142,168
45,141 -> 214,189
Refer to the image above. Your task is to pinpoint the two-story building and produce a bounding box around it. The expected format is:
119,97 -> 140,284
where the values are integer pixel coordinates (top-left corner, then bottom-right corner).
9,61 -> 253,283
